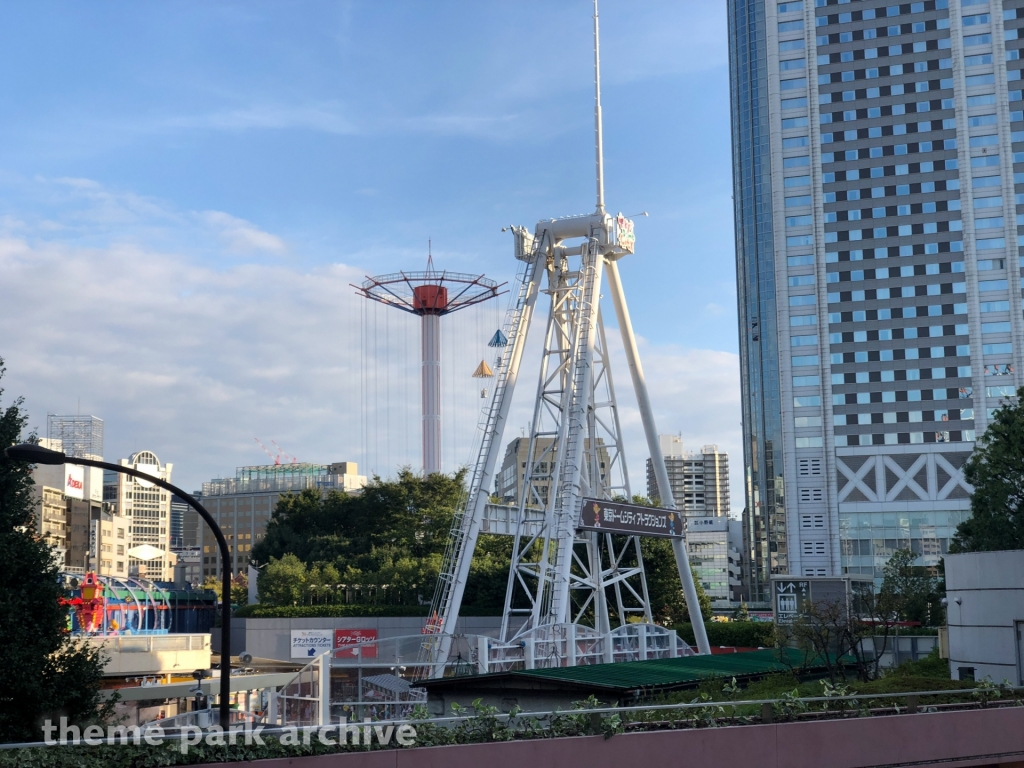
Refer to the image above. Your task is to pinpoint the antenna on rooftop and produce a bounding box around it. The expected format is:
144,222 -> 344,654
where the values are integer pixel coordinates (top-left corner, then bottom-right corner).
593,0 -> 605,214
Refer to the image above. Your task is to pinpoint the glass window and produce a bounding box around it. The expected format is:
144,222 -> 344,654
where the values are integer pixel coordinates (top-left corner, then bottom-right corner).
982,321 -> 1012,333
966,74 -> 997,87
980,300 -> 1010,311
974,195 -> 1002,208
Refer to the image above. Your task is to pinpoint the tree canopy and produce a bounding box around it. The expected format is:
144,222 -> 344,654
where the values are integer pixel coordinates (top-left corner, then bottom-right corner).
951,386 -> 1024,552
252,469 -> 511,610
250,478 -> 703,622
0,359 -> 111,743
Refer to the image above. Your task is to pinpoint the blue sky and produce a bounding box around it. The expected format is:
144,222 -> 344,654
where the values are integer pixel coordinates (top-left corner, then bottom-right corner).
0,1 -> 742,508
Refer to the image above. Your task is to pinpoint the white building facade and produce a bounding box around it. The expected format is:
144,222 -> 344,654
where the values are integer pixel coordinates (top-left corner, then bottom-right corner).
104,451 -> 173,581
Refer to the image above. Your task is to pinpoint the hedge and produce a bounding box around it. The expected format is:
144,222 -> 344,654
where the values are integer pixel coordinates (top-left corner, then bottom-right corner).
231,604 -> 503,619
231,604 -> 430,619
674,621 -> 775,648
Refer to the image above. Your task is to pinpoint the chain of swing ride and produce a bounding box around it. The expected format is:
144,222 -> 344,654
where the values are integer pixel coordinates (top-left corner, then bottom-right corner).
359,293 -> 499,478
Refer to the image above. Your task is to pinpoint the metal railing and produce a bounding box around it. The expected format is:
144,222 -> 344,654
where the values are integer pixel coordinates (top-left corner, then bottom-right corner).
4,683 -> 1021,750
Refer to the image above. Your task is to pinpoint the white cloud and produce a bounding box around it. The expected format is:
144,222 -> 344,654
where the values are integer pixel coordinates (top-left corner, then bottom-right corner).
200,210 -> 287,254
0,179 -> 742,510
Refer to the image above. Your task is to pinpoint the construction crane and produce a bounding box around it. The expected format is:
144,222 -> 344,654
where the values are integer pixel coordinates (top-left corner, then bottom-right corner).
254,438 -> 298,466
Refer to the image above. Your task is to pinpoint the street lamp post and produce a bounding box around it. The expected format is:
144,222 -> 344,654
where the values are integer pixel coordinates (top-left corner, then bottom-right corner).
4,442 -> 234,729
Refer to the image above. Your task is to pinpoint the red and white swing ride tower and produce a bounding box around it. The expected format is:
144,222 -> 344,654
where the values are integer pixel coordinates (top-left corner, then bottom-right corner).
353,255 -> 504,475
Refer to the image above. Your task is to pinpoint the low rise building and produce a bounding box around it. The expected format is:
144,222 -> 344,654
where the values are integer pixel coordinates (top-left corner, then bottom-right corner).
495,437 -> 611,507
945,549 -> 1024,684
686,516 -> 745,607
189,461 -> 367,580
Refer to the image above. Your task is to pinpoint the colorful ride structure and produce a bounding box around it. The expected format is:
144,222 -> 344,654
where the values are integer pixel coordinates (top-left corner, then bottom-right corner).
61,572 -> 173,635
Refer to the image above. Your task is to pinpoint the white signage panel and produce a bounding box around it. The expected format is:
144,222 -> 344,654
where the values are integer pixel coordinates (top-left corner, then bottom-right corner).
64,465 -> 85,500
290,629 -> 334,659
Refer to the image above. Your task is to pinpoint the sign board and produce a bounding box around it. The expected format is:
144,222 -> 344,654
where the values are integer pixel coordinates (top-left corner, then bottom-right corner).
577,498 -> 683,538
89,520 -> 99,570
773,580 -> 811,623
64,465 -> 85,500
615,213 -> 635,254
133,463 -> 160,489
290,629 -> 334,659
334,629 -> 378,658
686,516 -> 728,533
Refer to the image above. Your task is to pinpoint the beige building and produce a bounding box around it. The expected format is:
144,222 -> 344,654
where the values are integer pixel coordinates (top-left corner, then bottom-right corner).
646,436 -> 730,516
188,461 -> 367,580
104,451 -> 173,580
31,485 -> 68,563
30,438 -> 127,578
495,437 -> 612,508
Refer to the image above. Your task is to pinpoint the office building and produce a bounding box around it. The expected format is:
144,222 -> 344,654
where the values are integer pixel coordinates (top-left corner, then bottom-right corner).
30,435 -> 125,577
728,0 -> 1015,599
495,437 -> 612,507
104,451 -> 174,580
190,461 -> 367,580
170,494 -> 187,548
645,436 -> 731,515
684,517 -> 746,607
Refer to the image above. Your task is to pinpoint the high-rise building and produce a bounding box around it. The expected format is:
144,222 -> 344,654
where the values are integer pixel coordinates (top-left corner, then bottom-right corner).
189,461 -> 367,580
47,415 -> 103,459
645,436 -> 731,515
728,0 -> 1009,600
104,451 -> 173,580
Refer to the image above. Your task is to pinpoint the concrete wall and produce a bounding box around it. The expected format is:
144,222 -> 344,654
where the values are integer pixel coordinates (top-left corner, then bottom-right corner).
945,549 -> 1024,683
214,616 -> 513,661
204,706 -> 1024,768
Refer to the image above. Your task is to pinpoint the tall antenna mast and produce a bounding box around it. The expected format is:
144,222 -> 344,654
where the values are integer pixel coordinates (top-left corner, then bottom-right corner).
593,0 -> 605,214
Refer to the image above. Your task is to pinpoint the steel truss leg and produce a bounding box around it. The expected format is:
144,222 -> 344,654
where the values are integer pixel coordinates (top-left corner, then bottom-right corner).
604,259 -> 711,655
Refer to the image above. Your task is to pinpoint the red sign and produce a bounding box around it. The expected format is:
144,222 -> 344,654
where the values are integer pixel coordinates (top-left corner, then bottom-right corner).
334,629 -> 378,658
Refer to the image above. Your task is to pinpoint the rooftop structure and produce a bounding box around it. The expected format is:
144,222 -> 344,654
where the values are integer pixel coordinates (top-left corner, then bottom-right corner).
47,414 -> 103,459
201,461 -> 365,496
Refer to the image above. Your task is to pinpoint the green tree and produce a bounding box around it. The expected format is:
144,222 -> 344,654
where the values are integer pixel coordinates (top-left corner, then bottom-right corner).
250,469 -> 513,610
628,496 -> 713,624
689,566 -> 714,622
0,360 -> 112,742
880,548 -> 941,625
951,387 -> 1024,552
257,554 -> 308,606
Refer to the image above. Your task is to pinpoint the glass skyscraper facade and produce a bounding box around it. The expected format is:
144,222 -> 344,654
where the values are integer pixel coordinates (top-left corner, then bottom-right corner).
729,0 -> 1023,600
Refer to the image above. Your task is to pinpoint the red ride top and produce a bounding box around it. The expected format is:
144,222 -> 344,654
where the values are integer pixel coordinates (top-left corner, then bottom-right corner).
412,285 -> 449,314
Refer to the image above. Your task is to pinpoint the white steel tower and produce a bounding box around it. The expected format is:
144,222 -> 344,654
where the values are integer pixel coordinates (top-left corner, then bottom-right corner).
354,257 -> 503,475
424,0 -> 711,673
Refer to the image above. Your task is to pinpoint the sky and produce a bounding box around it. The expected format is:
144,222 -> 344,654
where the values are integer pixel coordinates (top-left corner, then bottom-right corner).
0,1 -> 742,511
